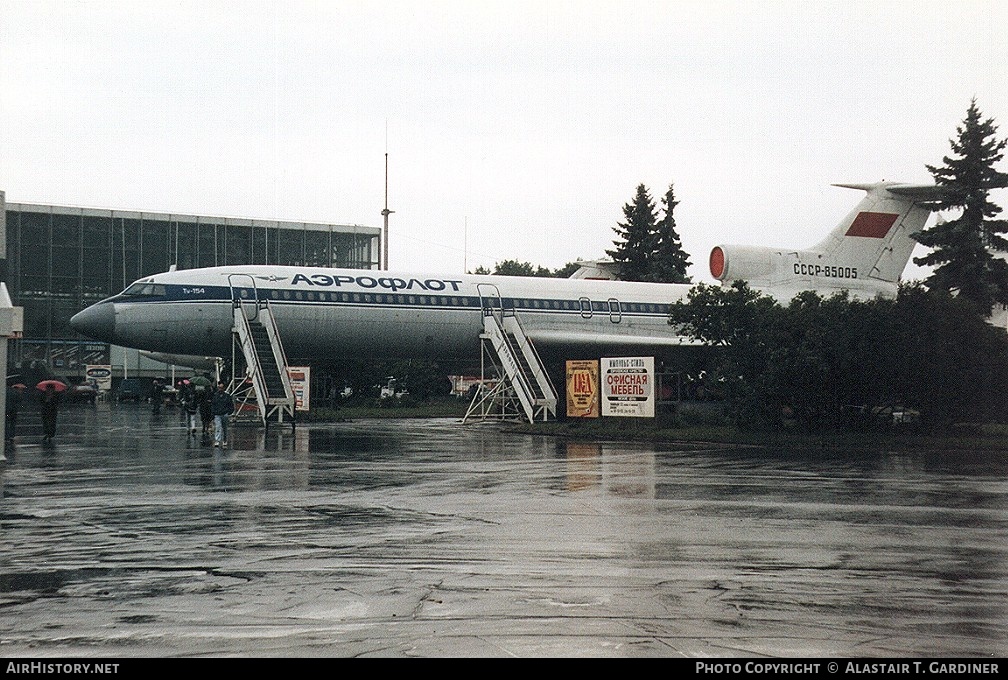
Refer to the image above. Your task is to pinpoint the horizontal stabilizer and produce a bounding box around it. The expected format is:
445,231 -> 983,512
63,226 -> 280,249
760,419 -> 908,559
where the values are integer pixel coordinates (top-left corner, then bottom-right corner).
832,182 -> 948,202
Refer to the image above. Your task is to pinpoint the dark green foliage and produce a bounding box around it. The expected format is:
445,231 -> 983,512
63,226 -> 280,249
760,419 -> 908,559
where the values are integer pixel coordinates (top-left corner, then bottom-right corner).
552,261 -> 582,279
669,282 -> 1008,432
472,182 -> 691,283
668,282 -> 788,428
323,358 -> 452,403
607,184 -> 658,282
914,99 -> 1008,311
607,182 -> 692,283
470,260 -> 586,278
651,184 -> 692,283
491,259 -> 555,277
888,284 -> 1008,427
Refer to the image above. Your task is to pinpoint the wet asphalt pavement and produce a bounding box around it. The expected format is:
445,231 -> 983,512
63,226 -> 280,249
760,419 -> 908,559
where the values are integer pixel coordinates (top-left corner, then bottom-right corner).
0,400 -> 1006,658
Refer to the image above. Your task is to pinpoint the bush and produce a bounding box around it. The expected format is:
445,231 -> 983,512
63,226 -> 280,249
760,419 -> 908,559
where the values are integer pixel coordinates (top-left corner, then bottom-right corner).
673,401 -> 730,428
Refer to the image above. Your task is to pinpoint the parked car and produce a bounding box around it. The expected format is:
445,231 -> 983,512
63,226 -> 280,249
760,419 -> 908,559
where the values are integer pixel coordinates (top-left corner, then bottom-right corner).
116,378 -> 145,403
66,379 -> 99,404
161,384 -> 179,405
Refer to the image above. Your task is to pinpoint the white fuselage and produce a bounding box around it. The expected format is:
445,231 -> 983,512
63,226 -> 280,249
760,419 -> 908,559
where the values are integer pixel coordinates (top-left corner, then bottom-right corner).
73,265 -> 696,366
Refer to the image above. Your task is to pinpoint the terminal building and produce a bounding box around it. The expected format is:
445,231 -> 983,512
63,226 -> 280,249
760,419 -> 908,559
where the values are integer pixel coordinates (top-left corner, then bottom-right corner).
0,190 -> 380,384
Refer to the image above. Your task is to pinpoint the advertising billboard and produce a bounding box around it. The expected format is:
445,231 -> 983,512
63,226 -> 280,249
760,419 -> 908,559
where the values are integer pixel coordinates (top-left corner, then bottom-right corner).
288,366 -> 310,411
601,356 -> 655,418
565,359 -> 599,418
85,365 -> 113,391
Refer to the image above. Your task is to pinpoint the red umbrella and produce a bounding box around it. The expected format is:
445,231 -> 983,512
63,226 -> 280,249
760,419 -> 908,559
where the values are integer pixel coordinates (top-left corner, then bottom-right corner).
36,380 -> 68,392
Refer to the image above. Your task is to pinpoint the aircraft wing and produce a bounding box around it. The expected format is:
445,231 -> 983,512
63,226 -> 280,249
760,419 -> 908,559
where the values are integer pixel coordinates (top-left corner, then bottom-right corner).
140,351 -> 221,370
525,329 -> 703,348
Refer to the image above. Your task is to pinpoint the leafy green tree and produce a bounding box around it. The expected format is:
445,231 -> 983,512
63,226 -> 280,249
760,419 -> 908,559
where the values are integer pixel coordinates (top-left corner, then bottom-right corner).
650,184 -> 692,283
387,359 -> 452,401
669,281 -> 1008,431
668,281 -> 787,427
327,357 -> 452,403
914,99 -> 1008,311
553,261 -> 582,279
473,259 -> 584,278
607,184 -> 658,282
492,259 -> 554,277
889,284 -> 1008,427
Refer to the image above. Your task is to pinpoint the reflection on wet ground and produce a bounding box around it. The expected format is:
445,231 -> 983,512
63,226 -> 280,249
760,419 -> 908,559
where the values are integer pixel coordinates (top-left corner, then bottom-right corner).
1,402 -> 1006,657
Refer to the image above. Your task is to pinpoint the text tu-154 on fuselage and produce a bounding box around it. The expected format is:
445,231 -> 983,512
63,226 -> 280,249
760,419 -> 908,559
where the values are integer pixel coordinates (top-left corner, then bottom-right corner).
70,181 -> 943,366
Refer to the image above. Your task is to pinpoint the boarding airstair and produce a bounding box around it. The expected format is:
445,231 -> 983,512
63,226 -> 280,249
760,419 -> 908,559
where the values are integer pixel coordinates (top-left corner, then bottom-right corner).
464,284 -> 557,424
228,274 -> 296,428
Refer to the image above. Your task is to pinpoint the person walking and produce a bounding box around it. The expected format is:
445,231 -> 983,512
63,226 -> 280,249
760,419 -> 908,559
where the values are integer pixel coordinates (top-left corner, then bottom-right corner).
5,384 -> 24,441
198,382 -> 213,441
40,383 -> 61,443
210,380 -> 234,447
151,379 -> 164,415
182,382 -> 199,434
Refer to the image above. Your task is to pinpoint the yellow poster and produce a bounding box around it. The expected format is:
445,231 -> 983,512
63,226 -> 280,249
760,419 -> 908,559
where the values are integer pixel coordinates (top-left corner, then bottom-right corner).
566,359 -> 599,418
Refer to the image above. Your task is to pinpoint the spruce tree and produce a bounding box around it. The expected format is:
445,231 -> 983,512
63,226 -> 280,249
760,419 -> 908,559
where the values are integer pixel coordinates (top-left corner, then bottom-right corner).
606,184 -> 658,282
650,183 -> 692,283
914,99 -> 1008,311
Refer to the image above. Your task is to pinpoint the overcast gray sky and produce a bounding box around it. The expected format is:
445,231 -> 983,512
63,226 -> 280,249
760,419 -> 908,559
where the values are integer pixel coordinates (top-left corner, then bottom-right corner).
2,0 -> 1006,282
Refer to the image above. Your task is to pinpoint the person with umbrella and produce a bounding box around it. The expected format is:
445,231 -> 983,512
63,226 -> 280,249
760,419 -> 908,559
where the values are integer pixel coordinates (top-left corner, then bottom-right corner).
37,380 -> 66,443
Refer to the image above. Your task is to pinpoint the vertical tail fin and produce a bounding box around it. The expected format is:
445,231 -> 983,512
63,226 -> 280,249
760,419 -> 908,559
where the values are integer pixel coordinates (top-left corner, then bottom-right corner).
816,182 -> 943,283
709,181 -> 945,300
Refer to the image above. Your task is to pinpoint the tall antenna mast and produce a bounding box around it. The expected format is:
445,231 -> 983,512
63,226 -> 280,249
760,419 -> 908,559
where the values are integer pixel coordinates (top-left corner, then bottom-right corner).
382,151 -> 394,270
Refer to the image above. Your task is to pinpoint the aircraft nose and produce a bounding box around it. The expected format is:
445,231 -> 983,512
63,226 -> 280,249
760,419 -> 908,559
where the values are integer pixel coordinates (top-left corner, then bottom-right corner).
70,303 -> 115,342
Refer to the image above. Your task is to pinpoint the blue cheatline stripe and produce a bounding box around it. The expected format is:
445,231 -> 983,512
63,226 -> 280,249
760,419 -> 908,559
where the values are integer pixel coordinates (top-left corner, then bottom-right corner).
112,283 -> 673,318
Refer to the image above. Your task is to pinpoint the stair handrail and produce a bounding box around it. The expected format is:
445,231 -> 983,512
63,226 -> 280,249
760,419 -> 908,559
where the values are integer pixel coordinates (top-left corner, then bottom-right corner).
502,313 -> 557,408
482,312 -> 536,422
227,273 -> 259,321
256,297 -> 295,403
227,273 -> 276,424
226,273 -> 293,404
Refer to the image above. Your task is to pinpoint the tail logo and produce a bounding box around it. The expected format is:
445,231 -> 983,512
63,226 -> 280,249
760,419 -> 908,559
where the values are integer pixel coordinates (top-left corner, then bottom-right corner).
845,212 -> 899,238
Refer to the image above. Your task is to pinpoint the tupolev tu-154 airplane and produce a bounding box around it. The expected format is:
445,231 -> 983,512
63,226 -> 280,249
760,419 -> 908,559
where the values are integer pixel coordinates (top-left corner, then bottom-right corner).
70,181 -> 942,367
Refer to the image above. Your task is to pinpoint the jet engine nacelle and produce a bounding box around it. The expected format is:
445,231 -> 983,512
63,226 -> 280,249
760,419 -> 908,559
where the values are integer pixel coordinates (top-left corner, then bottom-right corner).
708,245 -> 781,283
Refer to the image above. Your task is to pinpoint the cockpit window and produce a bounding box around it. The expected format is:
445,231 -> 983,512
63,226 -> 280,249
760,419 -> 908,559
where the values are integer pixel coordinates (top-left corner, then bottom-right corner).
121,282 -> 166,297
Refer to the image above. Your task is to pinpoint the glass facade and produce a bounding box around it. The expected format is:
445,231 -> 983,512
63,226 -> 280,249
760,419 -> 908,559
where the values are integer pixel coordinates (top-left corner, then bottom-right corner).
5,204 -> 380,374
